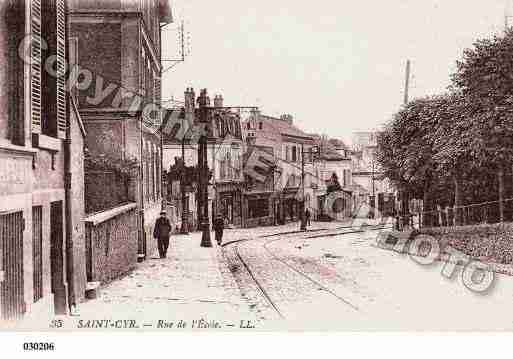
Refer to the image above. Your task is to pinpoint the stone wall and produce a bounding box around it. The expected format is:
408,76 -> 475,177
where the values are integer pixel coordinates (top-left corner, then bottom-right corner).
85,203 -> 138,284
421,223 -> 513,265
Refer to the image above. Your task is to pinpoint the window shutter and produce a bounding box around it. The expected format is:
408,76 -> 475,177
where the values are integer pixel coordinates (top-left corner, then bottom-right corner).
56,0 -> 67,139
30,0 -> 42,134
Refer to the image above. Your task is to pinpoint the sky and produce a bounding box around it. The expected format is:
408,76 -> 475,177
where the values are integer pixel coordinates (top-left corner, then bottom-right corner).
161,0 -> 511,146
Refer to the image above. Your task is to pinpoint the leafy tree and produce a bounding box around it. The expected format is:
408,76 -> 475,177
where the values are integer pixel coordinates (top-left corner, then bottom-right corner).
451,30 -> 513,221
377,97 -> 444,222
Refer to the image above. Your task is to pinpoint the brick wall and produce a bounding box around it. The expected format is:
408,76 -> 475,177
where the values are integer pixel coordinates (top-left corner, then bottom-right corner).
85,204 -> 138,284
70,23 -> 122,109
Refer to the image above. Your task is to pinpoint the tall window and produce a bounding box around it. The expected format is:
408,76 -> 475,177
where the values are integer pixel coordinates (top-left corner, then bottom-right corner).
151,147 -> 155,201
145,143 -> 150,200
156,148 -> 161,199
219,159 -> 226,179
31,0 -> 67,139
291,146 -> 297,162
141,49 -> 146,102
227,152 -> 232,179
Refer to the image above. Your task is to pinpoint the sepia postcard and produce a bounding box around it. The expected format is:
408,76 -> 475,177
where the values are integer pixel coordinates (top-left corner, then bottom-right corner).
3,1 -> 513,351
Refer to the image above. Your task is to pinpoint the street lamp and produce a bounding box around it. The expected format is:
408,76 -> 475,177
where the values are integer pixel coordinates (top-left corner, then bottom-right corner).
300,143 -> 307,231
196,88 -> 259,247
198,89 -> 212,247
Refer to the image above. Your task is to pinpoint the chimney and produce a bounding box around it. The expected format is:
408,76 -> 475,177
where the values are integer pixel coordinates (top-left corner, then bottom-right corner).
213,94 -> 224,108
280,114 -> 293,125
184,87 -> 195,114
197,88 -> 210,107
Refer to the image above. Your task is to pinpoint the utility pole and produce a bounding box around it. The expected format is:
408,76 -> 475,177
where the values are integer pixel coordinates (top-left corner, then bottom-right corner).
505,8 -> 512,32
404,59 -> 411,105
300,143 -> 307,231
400,59 -> 411,227
181,20 -> 185,62
198,89 -> 212,247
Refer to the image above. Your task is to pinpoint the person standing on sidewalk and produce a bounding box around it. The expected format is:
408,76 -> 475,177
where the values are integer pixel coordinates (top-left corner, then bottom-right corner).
153,211 -> 172,258
213,214 -> 225,245
305,208 -> 311,226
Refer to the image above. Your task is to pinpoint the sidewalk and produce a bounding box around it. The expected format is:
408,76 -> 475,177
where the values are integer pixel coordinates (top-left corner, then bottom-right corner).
73,232 -> 258,330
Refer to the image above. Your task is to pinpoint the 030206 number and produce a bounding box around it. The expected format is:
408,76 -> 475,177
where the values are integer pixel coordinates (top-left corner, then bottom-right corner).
23,342 -> 55,351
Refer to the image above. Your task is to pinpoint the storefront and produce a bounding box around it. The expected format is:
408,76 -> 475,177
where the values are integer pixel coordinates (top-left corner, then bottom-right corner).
242,191 -> 275,228
215,182 -> 243,228
280,188 -> 300,223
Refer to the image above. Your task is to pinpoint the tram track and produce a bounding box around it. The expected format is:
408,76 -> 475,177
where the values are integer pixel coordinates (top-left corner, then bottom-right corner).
233,245 -> 284,319
223,223 -> 393,319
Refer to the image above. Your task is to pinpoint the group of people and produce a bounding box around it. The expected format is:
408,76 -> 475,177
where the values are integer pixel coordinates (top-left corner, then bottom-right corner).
153,208 -> 312,259
153,211 -> 226,259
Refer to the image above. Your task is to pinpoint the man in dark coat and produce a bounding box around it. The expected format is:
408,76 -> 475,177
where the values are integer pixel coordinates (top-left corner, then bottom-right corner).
213,214 -> 225,245
153,211 -> 172,258
305,208 -> 311,226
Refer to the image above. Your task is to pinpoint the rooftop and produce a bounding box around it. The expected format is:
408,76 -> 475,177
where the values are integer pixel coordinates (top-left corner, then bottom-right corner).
259,114 -> 314,141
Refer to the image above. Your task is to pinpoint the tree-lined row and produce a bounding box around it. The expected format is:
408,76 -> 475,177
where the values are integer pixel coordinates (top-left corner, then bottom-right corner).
377,30 -> 513,225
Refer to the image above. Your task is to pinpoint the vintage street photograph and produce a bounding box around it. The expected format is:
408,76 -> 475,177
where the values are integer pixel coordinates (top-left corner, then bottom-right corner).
2,0 -> 513,344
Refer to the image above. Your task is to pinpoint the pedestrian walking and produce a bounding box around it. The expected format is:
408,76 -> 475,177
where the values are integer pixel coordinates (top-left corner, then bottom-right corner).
153,211 -> 172,259
305,208 -> 311,226
213,214 -> 225,245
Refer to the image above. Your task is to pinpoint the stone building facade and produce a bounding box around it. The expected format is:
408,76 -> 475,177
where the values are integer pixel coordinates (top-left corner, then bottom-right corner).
243,112 -> 317,227
0,0 -> 87,323
68,0 -> 172,261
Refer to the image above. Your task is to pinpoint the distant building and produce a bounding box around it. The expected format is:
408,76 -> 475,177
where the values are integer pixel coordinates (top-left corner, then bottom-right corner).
243,112 -> 317,227
162,89 -> 244,228
311,135 -> 353,219
351,131 -> 395,216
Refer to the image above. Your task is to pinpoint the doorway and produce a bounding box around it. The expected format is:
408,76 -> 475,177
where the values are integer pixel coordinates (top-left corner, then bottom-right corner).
0,210 -> 25,320
50,201 -> 67,315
